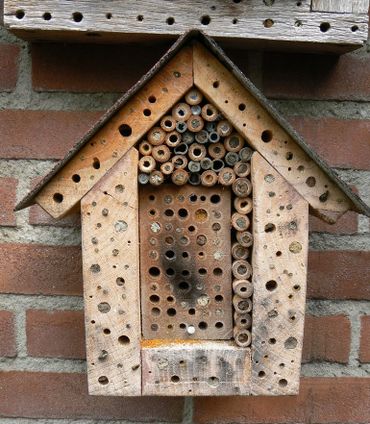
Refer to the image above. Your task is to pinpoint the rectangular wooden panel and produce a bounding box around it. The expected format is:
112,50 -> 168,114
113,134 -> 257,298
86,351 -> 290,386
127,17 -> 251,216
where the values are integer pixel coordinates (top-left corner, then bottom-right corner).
4,0 -> 368,52
142,341 -> 251,396
81,148 -> 141,396
35,46 -> 193,219
193,42 -> 352,222
311,0 -> 369,13
250,152 -> 308,395
139,185 -> 233,340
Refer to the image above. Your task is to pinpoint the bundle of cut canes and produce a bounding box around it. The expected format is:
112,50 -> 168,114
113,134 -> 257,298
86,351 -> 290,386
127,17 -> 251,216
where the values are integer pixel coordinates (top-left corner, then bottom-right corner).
138,88 -> 253,347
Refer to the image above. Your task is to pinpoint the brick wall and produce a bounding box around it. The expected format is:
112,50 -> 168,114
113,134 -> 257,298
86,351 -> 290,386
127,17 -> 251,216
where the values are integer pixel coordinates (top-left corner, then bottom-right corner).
0,19 -> 369,424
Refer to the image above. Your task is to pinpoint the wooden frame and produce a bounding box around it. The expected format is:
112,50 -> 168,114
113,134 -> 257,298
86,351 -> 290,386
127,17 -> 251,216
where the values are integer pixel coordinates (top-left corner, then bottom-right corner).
3,0 -> 369,53
15,32 -> 370,397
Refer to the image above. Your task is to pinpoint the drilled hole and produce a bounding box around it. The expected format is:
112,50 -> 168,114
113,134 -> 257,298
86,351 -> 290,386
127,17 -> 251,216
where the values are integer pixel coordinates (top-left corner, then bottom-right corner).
238,103 -> 246,111
215,295 -> 224,302
149,266 -> 161,277
118,335 -> 130,345
53,193 -> 63,203
265,223 -> 276,233
98,376 -> 109,385
143,108 -> 151,116
210,194 -> 221,204
167,308 -> 177,316
213,81 -> 219,88
15,9 -> 25,19
150,295 -> 160,303
215,322 -> 223,328
103,328 -> 111,335
263,18 -> 274,28
306,176 -> 316,187
266,280 -> 277,291
72,12 -> 83,22
166,16 -> 175,25
351,25 -> 358,32
200,15 -> 211,25
199,321 -> 208,329
116,277 -> 125,286
178,208 -> 188,218
320,22 -> 330,32
171,375 -> 180,383
165,209 -> 174,217
258,371 -> 265,378
279,378 -> 288,387
165,250 -> 176,260
137,14 -> 144,21
151,307 -> 160,316
72,174 -> 81,183
119,124 -> 132,137
261,130 -> 273,142
148,95 -> 156,103
198,268 -> 207,275
213,267 -> 223,276
43,12 -> 52,20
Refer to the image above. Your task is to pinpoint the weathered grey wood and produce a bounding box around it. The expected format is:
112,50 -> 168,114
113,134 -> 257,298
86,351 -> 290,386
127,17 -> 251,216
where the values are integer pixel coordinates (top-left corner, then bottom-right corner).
3,0 -> 368,52
250,152 -> 308,396
311,0 -> 369,13
142,341 -> 251,396
81,148 -> 141,396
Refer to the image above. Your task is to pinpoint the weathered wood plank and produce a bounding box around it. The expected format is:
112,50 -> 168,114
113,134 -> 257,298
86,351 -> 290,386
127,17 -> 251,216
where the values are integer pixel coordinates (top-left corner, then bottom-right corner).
193,42 -> 352,222
35,46 -> 193,219
3,0 -> 367,51
81,148 -> 141,396
250,152 -> 308,395
142,341 -> 251,396
311,0 -> 369,13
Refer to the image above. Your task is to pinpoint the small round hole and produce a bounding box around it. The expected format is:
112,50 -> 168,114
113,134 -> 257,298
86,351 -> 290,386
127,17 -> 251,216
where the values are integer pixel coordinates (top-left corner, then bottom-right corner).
167,308 -> 177,316
43,12 -> 52,20
320,22 -> 330,32
143,109 -> 151,117
171,375 -> 180,383
200,15 -> 211,25
263,19 -> 274,28
238,103 -> 246,111
72,12 -> 83,22
261,130 -> 273,142
72,174 -> 81,183
213,81 -> 219,88
149,267 -> 161,277
351,25 -> 358,32
119,124 -> 132,137
166,16 -> 175,25
178,208 -> 188,218
15,10 -> 25,19
118,335 -> 130,345
266,280 -> 277,291
279,378 -> 288,387
199,321 -> 208,329
53,193 -> 63,203
137,15 -> 144,21
148,95 -> 156,103
210,194 -> 221,204
150,294 -> 160,303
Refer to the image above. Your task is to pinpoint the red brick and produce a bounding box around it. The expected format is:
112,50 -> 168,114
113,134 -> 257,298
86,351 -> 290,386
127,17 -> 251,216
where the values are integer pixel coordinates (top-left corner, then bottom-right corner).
0,177 -> 18,227
194,377 -> 370,424
308,251 -> 370,300
29,177 -> 80,227
0,44 -> 20,91
0,110 -> 101,159
0,244 -> 82,296
303,315 -> 351,364
32,42 -> 172,92
26,310 -> 85,359
0,310 -> 16,357
359,315 -> 370,363
263,52 -> 370,100
0,371 -> 184,421
309,212 -> 357,235
288,117 -> 370,171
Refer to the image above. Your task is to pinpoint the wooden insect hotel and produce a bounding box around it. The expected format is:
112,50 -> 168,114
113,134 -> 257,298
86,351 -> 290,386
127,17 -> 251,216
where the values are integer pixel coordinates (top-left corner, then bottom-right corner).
16,31 -> 370,397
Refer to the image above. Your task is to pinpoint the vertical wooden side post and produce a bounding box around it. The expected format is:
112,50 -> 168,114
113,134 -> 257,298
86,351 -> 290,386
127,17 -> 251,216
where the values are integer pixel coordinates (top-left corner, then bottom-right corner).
251,152 -> 308,395
81,148 -> 141,396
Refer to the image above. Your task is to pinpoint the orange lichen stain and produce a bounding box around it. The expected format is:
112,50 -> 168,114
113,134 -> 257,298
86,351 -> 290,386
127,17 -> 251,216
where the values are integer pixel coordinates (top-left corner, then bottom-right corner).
141,339 -> 202,348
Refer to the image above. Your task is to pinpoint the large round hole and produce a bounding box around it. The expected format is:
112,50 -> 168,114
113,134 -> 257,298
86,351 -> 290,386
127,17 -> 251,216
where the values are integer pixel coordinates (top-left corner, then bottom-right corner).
119,124 -> 132,137
166,16 -> 175,25
264,223 -> 276,233
178,208 -> 188,218
98,376 -> 109,385
149,266 -> 161,277
53,193 -> 63,203
72,174 -> 81,183
167,308 -> 177,316
261,130 -> 273,142
200,15 -> 211,25
165,250 -> 175,260
15,9 -> 25,19
171,375 -> 180,383
43,12 -> 52,20
320,22 -> 330,32
178,281 -> 190,291
72,12 -> 83,22
210,194 -> 221,204
199,321 -> 208,329
118,335 -> 130,345
266,280 -> 277,291
150,294 -> 160,303
143,108 -> 151,116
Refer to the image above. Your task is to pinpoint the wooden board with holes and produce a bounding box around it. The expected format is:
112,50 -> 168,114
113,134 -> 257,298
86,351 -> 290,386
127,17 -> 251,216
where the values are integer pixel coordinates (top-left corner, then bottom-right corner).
142,341 -> 251,396
3,0 -> 368,52
81,148 -> 141,396
193,42 -> 352,223
250,152 -> 308,395
35,46 -> 192,219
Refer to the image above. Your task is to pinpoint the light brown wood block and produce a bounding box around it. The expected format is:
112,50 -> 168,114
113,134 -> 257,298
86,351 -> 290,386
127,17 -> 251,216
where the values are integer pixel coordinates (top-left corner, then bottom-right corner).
193,42 -> 352,222
81,147 -> 141,396
250,152 -> 308,395
142,341 -> 251,396
36,46 -> 193,219
311,0 -> 369,13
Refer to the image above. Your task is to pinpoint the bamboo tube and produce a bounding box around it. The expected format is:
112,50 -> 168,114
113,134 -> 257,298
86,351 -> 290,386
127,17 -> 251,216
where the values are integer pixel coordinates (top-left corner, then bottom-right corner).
138,173 -> 149,185
189,173 -> 201,186
208,142 -> 226,159
174,143 -> 189,155
232,260 -> 252,280
239,146 -> 253,162
185,88 -> 203,105
160,161 -> 174,175
233,295 -> 252,314
225,152 -> 239,167
234,161 -> 251,177
200,157 -> 212,170
205,121 -> 217,132
195,130 -> 208,144
138,156 -> 156,173
160,115 -> 176,132
187,115 -> 204,132
231,242 -> 249,260
201,104 -> 218,121
231,212 -> 250,231
152,145 -> 171,163
234,329 -> 252,347
149,170 -> 164,186
211,159 -> 225,172
165,131 -> 181,148
188,143 -> 207,161
217,120 -> 233,137
208,131 -> 220,143
188,160 -> 201,173
171,155 -> 188,169
201,170 -> 218,187
225,133 -> 244,152
176,121 -> 188,133
172,102 -> 192,121
171,168 -> 189,185
234,313 -> 252,329
233,280 -> 253,298
182,131 -> 194,144
190,105 -> 202,116
234,197 -> 253,214
218,167 -> 236,186
138,140 -> 152,156
147,127 -> 166,145
232,178 -> 252,197
236,231 -> 253,247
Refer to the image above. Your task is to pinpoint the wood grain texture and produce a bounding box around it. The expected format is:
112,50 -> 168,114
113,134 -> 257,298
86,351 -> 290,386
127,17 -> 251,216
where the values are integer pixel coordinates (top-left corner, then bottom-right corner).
3,0 -> 367,50
193,42 -> 352,222
35,46 -> 193,219
311,0 -> 369,13
250,152 -> 308,395
142,341 -> 251,396
81,148 -> 141,396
